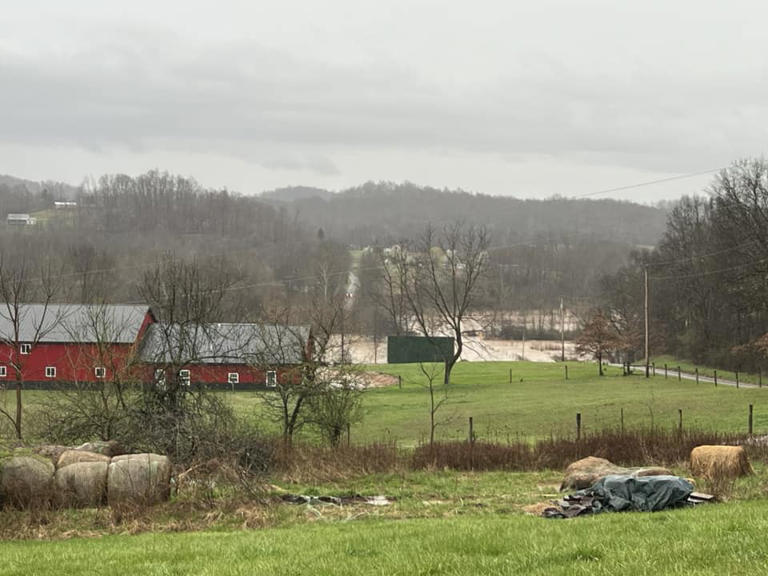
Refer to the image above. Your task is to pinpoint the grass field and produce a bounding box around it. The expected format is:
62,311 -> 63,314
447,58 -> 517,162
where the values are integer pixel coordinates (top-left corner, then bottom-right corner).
5,362 -> 768,574
7,361 -> 768,444
652,354 -> 762,386
229,361 -> 768,445
3,498 -> 768,575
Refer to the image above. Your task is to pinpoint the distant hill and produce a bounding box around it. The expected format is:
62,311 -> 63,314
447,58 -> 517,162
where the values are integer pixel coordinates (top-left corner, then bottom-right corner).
272,181 -> 668,247
260,186 -> 334,203
0,175 -> 79,217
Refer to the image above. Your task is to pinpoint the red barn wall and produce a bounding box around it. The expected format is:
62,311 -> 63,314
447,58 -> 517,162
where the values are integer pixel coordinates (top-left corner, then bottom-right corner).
0,342 -> 136,383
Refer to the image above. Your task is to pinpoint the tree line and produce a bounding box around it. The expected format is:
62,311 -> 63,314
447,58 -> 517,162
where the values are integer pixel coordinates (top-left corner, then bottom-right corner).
597,159 -> 768,371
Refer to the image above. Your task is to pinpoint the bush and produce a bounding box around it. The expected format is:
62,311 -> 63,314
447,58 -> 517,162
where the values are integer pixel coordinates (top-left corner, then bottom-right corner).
412,428 -> 768,472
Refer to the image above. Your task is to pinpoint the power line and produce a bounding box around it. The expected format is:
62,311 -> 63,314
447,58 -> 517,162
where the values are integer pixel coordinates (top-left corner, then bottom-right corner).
649,239 -> 759,268
575,167 -> 725,198
649,256 -> 768,281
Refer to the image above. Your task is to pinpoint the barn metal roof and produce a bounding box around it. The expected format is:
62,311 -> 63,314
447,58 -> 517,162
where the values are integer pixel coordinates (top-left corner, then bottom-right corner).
0,304 -> 151,344
139,322 -> 310,365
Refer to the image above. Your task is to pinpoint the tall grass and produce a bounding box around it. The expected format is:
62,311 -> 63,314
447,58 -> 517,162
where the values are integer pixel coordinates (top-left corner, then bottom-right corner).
272,428 -> 768,480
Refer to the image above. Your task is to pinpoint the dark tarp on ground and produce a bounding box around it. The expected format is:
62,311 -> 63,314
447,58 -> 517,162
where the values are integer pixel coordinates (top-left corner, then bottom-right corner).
545,475 -> 694,518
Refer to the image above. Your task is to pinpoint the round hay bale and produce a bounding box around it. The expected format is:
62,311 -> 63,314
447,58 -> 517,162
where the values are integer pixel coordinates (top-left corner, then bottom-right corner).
57,450 -> 110,469
107,454 -> 172,507
632,466 -> 673,478
75,441 -> 123,458
0,456 -> 55,508
560,456 -> 629,491
54,461 -> 108,508
34,445 -> 70,465
690,445 -> 752,478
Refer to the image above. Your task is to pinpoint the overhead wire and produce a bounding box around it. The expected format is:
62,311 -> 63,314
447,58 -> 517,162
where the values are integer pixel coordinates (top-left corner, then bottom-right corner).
574,167 -> 725,198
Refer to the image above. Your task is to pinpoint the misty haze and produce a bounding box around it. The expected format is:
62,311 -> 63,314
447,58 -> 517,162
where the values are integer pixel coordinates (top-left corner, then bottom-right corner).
2,2 -> 768,574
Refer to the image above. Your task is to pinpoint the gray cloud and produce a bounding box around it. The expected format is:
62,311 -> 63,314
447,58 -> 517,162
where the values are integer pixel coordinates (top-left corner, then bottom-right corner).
2,1 -> 768,195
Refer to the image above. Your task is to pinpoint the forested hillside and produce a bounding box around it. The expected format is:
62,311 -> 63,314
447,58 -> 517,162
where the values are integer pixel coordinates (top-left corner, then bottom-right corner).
0,171 -> 669,327
263,181 -> 666,247
601,159 -> 768,369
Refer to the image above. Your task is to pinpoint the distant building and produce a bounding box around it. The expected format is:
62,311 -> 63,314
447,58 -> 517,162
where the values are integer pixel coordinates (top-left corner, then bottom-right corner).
138,323 -> 312,389
6,214 -> 36,226
0,303 -> 311,390
0,304 -> 154,386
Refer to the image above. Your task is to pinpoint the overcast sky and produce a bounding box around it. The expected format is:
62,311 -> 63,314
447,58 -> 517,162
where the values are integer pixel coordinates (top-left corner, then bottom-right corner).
1,1 -> 766,202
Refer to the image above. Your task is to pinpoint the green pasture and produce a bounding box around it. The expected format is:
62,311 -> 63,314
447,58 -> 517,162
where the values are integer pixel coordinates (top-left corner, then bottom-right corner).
3,498 -> 768,575
652,354 -> 762,386
4,361 -> 768,444
231,361 -> 768,445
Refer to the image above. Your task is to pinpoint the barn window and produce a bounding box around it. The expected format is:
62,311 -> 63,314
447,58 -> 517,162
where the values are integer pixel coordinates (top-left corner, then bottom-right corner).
228,372 -> 239,385
45,366 -> 56,378
179,369 -> 191,386
0,366 -> 6,378
94,366 -> 106,379
266,371 -> 277,387
20,343 -> 31,355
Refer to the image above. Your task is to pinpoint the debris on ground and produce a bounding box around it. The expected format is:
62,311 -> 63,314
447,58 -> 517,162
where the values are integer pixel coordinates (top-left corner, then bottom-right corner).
690,445 -> 752,478
560,456 -> 672,491
543,474 -> 706,518
281,493 -> 392,506
541,476 -> 715,518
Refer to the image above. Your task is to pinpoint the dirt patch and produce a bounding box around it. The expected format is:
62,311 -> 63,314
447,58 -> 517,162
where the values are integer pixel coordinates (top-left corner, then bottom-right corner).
522,502 -> 554,516
360,372 -> 400,388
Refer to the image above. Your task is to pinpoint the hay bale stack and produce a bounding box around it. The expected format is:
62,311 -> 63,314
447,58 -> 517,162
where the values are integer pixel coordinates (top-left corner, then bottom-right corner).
690,445 -> 752,478
0,456 -> 55,508
561,457 -> 673,491
107,454 -> 172,507
34,445 -> 70,465
57,450 -> 110,469
560,457 -> 628,491
75,441 -> 123,458
633,466 -> 673,478
54,461 -> 108,508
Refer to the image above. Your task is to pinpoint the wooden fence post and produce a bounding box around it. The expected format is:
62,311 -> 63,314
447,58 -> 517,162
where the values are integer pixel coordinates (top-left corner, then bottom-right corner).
695,367 -> 699,384
576,413 -> 582,441
509,368 -> 512,384
565,365 -> 568,381
749,404 -> 754,436
398,375 -> 402,389
678,409 -> 683,434
760,368 -> 763,388
736,370 -> 740,389
714,370 -> 717,387
652,363 -> 656,377
347,423 -> 351,447
664,364 -> 668,379
677,366 -> 681,381
469,416 -> 475,444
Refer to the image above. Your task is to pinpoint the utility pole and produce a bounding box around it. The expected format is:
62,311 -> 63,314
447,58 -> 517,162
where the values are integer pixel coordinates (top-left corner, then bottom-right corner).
644,266 -> 650,378
560,296 -> 565,362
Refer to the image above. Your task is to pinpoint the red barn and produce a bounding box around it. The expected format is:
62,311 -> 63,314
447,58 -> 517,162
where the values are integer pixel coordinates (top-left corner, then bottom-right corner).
138,322 -> 312,389
0,304 -> 155,388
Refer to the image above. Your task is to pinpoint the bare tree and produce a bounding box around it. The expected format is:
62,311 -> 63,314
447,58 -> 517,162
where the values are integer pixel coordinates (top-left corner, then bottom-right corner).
135,253 -> 245,458
259,255 -> 357,444
39,304 -> 143,443
138,253 -> 243,408
575,309 -> 622,376
250,319 -> 315,443
370,246 -> 410,336
395,223 -> 490,387
419,362 -> 450,447
306,368 -> 365,447
0,253 -> 64,439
